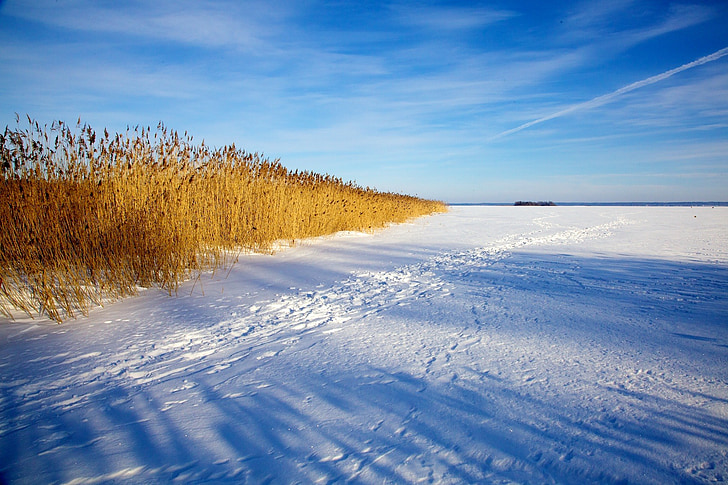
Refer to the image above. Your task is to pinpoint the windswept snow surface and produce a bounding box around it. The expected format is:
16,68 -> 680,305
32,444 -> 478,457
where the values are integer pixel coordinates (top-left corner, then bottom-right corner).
1,206 -> 727,484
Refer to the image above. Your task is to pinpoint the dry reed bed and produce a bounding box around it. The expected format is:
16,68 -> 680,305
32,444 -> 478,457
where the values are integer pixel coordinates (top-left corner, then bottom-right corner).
1,118 -> 447,322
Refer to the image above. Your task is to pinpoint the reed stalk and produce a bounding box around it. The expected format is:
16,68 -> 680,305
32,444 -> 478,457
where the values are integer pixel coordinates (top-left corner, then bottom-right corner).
0,117 -> 447,322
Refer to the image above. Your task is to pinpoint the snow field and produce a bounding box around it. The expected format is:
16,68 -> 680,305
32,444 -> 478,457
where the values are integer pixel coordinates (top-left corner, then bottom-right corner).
1,206 -> 727,484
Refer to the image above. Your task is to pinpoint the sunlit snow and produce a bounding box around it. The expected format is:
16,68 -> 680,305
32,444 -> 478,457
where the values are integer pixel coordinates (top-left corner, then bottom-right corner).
1,206 -> 726,483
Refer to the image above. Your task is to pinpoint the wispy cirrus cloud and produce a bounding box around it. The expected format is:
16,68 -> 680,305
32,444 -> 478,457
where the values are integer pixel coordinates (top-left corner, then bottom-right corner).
393,4 -> 517,31
2,0 -> 295,51
561,1 -> 714,43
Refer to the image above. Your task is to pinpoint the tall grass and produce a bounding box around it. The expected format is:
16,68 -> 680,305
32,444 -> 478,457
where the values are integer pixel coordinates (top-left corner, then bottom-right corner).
1,117 -> 447,322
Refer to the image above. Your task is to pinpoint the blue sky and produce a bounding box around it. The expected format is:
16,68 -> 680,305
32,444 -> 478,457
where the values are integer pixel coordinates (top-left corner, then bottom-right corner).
1,0 -> 727,202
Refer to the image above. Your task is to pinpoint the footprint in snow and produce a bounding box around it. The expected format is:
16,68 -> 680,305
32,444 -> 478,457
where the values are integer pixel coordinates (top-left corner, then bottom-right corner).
256,350 -> 280,360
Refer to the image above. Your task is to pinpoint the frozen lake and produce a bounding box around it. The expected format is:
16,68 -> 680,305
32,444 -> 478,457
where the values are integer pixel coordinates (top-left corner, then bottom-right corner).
1,206 -> 727,483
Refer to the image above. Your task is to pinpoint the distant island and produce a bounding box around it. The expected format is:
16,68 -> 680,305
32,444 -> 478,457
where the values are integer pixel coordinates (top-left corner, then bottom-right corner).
514,201 -> 556,206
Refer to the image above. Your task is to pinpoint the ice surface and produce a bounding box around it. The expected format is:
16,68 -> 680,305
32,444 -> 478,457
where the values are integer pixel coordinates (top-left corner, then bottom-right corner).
1,206 -> 727,484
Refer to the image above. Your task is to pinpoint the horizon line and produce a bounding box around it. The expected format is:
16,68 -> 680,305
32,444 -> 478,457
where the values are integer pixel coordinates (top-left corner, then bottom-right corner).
447,201 -> 728,206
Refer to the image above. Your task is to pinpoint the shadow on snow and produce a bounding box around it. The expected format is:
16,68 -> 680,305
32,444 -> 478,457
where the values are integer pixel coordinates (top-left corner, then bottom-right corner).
1,252 -> 727,484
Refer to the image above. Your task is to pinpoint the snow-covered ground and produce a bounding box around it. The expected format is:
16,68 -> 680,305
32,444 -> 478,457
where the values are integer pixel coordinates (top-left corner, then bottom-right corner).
1,206 -> 727,484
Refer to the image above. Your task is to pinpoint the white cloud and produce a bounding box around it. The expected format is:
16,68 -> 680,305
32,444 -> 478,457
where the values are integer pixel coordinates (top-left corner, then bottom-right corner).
564,0 -> 637,29
394,5 -> 517,31
490,46 -> 728,140
562,1 -> 714,43
2,0 -> 293,51
611,68 -> 728,129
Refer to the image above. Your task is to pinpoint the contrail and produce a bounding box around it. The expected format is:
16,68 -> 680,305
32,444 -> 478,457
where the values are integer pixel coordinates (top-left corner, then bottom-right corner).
489,46 -> 728,140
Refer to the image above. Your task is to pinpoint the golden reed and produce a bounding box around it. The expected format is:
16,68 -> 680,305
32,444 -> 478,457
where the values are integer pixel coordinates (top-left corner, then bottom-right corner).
1,117 -> 446,322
